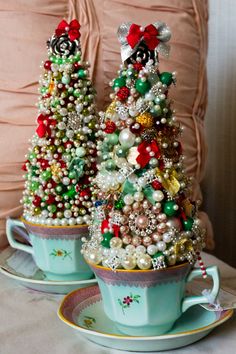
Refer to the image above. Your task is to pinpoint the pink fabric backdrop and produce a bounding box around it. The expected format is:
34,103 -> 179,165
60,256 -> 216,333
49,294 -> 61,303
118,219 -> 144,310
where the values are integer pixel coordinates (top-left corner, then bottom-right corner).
0,0 -> 214,249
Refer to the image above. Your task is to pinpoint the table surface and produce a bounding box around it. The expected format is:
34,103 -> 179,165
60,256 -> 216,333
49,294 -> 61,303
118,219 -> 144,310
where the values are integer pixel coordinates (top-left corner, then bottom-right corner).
0,251 -> 235,354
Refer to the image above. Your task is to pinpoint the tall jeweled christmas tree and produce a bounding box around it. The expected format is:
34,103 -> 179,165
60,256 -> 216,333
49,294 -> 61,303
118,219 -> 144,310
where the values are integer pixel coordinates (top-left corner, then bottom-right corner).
21,20 -> 98,227
83,22 -> 205,271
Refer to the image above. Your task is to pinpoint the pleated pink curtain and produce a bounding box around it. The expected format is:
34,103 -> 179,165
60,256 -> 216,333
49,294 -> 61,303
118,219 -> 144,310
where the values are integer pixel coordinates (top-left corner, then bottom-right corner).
0,0 -> 214,249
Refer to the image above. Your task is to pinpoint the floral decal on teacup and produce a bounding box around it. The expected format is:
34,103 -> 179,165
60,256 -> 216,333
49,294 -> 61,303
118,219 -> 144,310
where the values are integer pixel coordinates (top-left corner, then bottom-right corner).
83,316 -> 96,329
118,293 -> 141,315
50,249 -> 72,260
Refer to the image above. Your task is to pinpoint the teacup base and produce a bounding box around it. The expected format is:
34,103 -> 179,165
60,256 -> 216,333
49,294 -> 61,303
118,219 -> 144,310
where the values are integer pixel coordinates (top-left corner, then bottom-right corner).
115,322 -> 174,337
44,271 -> 93,281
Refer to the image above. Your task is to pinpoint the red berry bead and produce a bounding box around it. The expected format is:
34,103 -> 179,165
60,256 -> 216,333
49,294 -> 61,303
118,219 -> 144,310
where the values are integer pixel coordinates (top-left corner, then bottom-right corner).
33,196 -> 42,207
116,87 -> 130,101
44,60 -> 52,70
46,195 -> 55,205
74,62 -> 81,70
38,158 -> 49,170
104,121 -> 116,134
133,63 -> 143,71
152,180 -> 162,190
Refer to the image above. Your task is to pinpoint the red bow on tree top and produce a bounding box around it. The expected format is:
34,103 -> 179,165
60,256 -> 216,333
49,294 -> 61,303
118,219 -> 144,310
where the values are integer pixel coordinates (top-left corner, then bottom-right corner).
126,24 -> 159,50
55,19 -> 81,41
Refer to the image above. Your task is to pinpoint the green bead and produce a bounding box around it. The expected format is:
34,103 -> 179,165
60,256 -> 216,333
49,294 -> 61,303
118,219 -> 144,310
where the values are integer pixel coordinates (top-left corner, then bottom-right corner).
113,77 -> 126,89
159,72 -> 173,86
163,200 -> 178,217
55,57 -> 63,65
135,79 -> 151,95
63,186 -> 76,199
52,99 -> 60,107
68,171 -> 77,179
62,75 -> 71,84
28,152 -> 36,162
40,87 -> 47,94
78,69 -> 86,79
182,217 -> 194,231
150,105 -> 162,117
73,89 -> 81,98
152,251 -> 164,259
105,159 -> 116,171
101,232 -> 113,248
41,170 -> 52,181
30,181 -> 39,192
107,133 -> 119,145
48,204 -> 57,213
115,199 -> 125,210
115,146 -> 127,157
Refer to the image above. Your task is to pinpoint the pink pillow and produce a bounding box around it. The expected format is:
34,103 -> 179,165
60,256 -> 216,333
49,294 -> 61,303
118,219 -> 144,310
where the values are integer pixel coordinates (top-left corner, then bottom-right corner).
0,0 -> 214,249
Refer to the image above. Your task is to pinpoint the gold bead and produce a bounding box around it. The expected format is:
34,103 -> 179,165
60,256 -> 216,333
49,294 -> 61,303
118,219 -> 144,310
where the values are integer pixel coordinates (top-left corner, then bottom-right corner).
88,120 -> 96,129
136,112 -> 154,128
34,207 -> 41,215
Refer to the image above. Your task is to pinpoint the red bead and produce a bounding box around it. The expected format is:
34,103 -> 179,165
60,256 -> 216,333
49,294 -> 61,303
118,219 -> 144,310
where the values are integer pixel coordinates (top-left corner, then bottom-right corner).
33,196 -> 41,207
116,87 -> 130,101
133,63 -> 143,71
44,60 -> 52,70
74,62 -> 81,70
46,195 -> 55,205
104,121 -> 116,134
64,141 -> 73,148
21,160 -> 28,171
152,180 -> 162,190
38,158 -> 49,170
80,189 -> 91,198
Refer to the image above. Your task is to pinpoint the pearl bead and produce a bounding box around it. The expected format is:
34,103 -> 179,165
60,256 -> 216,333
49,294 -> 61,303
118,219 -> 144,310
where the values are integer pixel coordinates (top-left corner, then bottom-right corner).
121,255 -> 137,270
136,215 -> 149,229
110,237 -> 123,249
166,217 -> 182,231
124,194 -> 134,205
64,210 -> 72,218
132,236 -> 142,246
157,241 -> 167,251
119,128 -> 136,148
126,245 -> 136,254
134,192 -> 144,201
136,245 -> 146,254
162,232 -> 172,243
151,232 -> 162,242
153,190 -> 164,202
87,251 -> 102,265
147,244 -> 158,255
137,254 -> 152,270
62,177 -> 70,185
157,222 -> 167,233
142,236 -> 152,246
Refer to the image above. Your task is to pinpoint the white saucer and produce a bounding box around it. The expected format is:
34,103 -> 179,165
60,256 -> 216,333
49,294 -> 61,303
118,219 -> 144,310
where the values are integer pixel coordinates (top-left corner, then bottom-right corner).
0,247 -> 97,294
58,285 -> 233,352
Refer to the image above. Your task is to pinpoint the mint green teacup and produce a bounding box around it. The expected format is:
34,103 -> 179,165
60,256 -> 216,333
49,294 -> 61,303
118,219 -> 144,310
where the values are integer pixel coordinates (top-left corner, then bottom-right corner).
6,218 -> 93,281
90,263 -> 220,336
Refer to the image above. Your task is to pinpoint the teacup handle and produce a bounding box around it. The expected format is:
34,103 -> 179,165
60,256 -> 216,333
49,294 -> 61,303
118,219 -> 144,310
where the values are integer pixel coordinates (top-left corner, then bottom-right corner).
6,218 -> 33,255
182,265 -> 220,313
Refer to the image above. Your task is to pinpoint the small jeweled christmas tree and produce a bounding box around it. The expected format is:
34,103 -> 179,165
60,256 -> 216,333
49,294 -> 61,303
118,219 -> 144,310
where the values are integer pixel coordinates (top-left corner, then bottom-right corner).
82,22 -> 206,270
21,20 -> 98,227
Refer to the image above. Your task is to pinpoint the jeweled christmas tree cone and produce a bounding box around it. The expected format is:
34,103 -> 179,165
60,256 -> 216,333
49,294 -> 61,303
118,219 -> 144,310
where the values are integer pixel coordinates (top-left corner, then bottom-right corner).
21,19 -> 98,227
81,21 -> 217,336
6,19 -> 98,281
83,22 -> 205,271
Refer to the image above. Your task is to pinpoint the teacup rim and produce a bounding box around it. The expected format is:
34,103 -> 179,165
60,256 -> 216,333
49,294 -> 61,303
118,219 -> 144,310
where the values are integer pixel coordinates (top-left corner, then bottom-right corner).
19,216 -> 88,229
88,261 -> 191,273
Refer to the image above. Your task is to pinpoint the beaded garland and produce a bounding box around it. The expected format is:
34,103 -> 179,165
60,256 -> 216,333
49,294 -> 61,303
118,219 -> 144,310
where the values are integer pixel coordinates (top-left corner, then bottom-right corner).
21,20 -> 98,226
82,22 -> 206,270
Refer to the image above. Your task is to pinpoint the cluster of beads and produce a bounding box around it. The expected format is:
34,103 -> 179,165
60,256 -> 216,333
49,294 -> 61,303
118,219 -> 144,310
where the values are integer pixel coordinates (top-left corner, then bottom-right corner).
21,30 -> 98,226
82,55 -> 205,270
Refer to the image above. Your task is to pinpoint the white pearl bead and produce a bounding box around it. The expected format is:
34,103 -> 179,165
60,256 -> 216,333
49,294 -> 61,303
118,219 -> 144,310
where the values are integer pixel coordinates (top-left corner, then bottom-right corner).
136,245 -> 146,254
76,216 -> 83,224
119,128 -> 136,148
134,192 -> 144,201
124,194 -> 134,205
137,254 -> 152,270
157,241 -> 167,251
153,190 -> 164,202
121,255 -> 136,270
147,244 -> 158,255
162,232 -> 172,243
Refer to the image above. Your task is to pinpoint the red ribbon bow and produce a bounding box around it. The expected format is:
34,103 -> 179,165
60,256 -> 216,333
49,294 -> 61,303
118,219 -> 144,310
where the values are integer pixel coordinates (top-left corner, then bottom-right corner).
55,19 -> 81,41
136,140 -> 160,168
126,23 -> 159,50
36,114 -> 56,138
